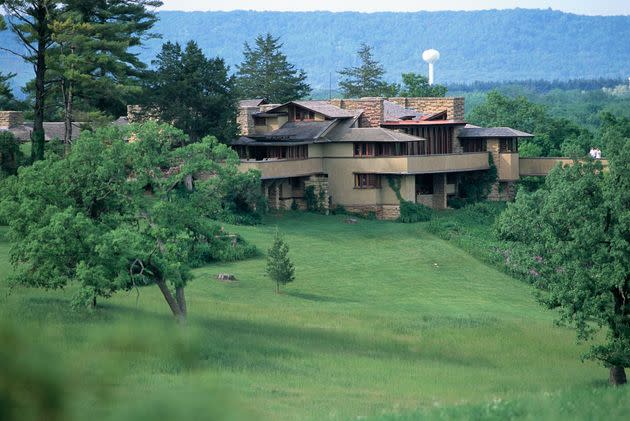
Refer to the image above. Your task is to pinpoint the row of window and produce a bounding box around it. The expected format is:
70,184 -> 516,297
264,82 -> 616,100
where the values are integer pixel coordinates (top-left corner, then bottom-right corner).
353,142 -> 429,157
234,145 -> 308,160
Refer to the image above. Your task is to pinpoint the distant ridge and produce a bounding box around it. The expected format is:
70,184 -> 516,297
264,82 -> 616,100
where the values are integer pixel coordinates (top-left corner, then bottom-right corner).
2,9 -> 630,91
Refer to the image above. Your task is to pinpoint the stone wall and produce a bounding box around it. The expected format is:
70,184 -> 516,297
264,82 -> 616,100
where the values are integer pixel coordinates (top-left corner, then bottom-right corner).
387,97 -> 465,121
0,111 -> 24,129
488,181 -> 517,201
329,98 -> 383,128
329,97 -> 465,127
343,204 -> 400,220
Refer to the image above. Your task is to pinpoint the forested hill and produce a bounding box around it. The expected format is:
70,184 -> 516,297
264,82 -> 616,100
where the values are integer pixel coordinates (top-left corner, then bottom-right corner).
2,9 -> 630,90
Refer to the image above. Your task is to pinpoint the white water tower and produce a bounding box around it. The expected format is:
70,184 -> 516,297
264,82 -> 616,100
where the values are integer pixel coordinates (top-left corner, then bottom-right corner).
422,49 -> 440,85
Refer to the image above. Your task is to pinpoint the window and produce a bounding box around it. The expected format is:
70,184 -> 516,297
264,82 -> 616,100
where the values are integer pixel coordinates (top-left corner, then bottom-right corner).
353,143 -> 375,157
462,139 -> 486,153
416,174 -> 433,195
499,138 -> 518,153
286,145 -> 308,160
253,117 -> 266,126
294,108 -> 315,121
354,173 -> 380,189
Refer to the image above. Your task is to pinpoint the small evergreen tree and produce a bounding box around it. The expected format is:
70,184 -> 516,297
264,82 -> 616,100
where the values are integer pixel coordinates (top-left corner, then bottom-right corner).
266,230 -> 295,294
338,43 -> 397,98
236,33 -> 311,103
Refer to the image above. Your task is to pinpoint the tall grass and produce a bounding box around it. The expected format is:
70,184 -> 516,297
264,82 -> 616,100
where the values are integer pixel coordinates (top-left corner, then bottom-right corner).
1,214 -> 624,421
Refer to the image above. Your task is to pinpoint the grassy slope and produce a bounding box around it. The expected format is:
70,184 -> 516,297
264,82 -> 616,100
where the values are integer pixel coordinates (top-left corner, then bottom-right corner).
0,214 -> 624,420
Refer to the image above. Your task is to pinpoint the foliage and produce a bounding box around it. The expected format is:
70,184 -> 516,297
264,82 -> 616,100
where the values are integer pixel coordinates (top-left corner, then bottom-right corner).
399,73 -> 447,97
235,33 -> 311,103
303,185 -> 327,214
43,0 -> 162,143
468,90 -> 593,157
451,156 -> 498,207
387,176 -> 432,223
216,168 -> 265,225
0,72 -> 23,110
0,122 -> 259,320
495,149 -> 630,384
0,0 -> 62,161
0,131 -> 25,178
338,43 -> 397,98
265,230 -> 294,293
398,201 -> 433,223
143,40 -> 238,143
426,202 -> 508,269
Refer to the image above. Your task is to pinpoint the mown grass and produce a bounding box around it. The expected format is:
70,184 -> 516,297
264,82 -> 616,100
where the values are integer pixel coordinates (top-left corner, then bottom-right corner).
0,213 -> 627,420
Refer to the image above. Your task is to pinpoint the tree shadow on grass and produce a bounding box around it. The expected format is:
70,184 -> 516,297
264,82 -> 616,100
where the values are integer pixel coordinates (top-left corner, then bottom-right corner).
285,291 -> 358,304
15,296 -> 498,375
192,314 -> 498,373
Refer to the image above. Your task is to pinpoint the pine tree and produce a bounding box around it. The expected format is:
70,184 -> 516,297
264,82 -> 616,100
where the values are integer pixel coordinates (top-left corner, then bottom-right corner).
0,0 -> 60,161
143,40 -> 238,143
338,43 -> 397,98
236,33 -> 311,103
266,230 -> 295,294
49,0 -> 162,145
0,72 -> 22,110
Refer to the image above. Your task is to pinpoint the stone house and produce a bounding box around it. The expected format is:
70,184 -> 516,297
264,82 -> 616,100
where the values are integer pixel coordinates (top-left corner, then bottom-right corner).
232,96 -> 559,219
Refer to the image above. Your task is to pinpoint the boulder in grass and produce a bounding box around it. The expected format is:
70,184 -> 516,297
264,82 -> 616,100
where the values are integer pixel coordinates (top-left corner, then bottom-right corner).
216,273 -> 237,282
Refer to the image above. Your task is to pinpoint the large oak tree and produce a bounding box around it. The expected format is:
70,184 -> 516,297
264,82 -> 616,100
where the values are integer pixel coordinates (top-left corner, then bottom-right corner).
495,120 -> 630,384
0,122 -> 258,321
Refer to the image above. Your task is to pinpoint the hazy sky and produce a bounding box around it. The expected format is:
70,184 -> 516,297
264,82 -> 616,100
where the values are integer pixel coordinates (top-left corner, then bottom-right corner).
159,1 -> 630,16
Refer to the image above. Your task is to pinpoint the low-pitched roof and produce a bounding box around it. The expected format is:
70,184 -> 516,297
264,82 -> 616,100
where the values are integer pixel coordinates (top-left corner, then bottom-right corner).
383,100 -> 424,121
324,127 -> 426,143
231,136 -> 313,146
458,127 -> 534,138
264,101 -> 358,119
1,122 -> 83,142
248,120 -> 337,142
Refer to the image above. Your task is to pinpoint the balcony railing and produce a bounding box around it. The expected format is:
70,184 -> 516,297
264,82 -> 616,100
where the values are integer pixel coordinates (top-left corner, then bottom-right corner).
238,158 -> 324,179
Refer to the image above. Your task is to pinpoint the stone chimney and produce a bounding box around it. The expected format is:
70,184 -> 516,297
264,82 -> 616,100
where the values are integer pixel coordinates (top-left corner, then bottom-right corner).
237,106 -> 259,136
387,97 -> 465,121
329,98 -> 384,127
0,111 -> 25,129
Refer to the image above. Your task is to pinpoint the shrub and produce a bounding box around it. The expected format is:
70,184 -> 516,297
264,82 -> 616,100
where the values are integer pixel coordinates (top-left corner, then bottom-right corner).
399,200 -> 433,223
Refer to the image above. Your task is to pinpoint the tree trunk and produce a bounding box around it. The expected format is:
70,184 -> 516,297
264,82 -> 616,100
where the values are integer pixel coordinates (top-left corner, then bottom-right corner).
31,1 -> 49,162
63,79 -> 73,154
184,174 -> 194,191
276,281 -> 279,294
609,366 -> 627,386
175,286 -> 187,317
155,278 -> 185,323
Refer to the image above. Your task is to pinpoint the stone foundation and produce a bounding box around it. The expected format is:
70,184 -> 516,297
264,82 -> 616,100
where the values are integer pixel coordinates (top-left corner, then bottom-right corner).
343,204 -> 401,220
488,181 -> 517,201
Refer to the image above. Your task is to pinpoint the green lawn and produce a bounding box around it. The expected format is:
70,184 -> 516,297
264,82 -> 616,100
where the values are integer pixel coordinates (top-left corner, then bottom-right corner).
0,213 -> 626,420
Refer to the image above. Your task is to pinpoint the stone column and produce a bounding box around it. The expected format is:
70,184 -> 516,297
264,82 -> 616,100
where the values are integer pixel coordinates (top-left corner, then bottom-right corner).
432,173 -> 447,210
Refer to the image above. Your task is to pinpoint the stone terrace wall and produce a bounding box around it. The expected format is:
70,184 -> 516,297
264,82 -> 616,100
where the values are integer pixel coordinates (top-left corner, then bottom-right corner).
387,97 -> 465,121
0,111 -> 24,129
